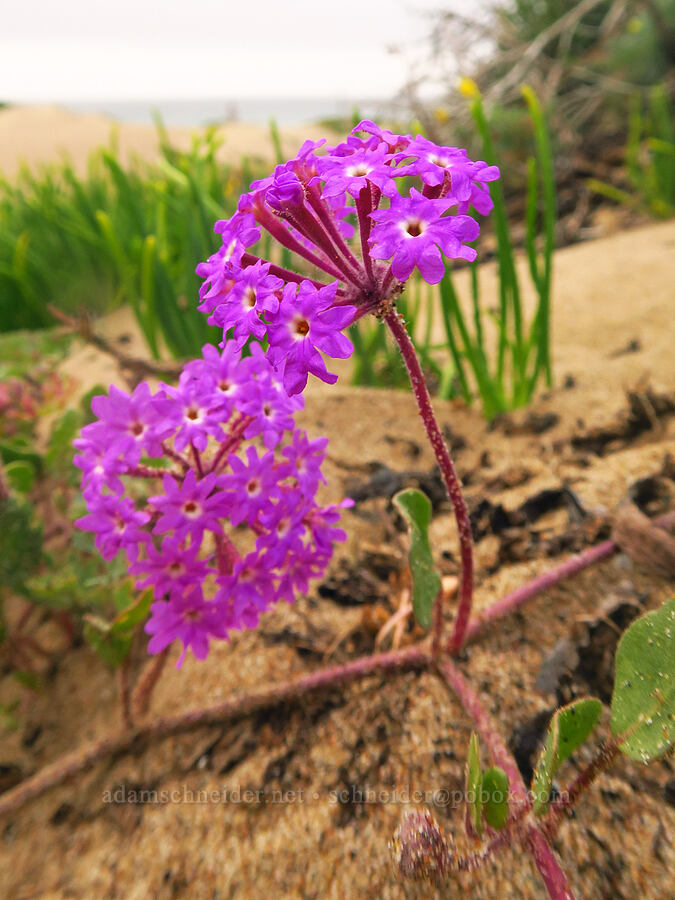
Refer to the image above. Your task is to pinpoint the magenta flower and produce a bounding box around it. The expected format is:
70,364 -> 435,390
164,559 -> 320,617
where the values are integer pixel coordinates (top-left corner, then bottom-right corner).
220,445 -> 286,526
153,378 -> 226,453
369,188 -> 480,283
209,260 -> 282,347
267,281 -> 356,395
145,586 -> 233,667
129,537 -> 212,600
282,430 -> 328,498
317,143 -> 402,199
88,382 -> 169,463
149,469 -> 231,542
75,495 -> 150,561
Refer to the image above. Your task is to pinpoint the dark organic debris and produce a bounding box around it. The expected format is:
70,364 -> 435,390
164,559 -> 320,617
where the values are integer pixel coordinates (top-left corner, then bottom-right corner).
318,549 -> 401,607
664,779 -> 675,808
609,338 -> 641,358
612,504 -> 675,580
543,588 -> 645,705
470,486 -> 589,540
258,626 -> 325,659
484,465 -> 534,492
627,474 -> 673,517
469,484 -> 611,570
536,637 -> 580,697
509,708 -> 554,785
491,410 -> 561,436
0,762 -> 24,794
344,462 -> 448,511
572,386 -> 675,455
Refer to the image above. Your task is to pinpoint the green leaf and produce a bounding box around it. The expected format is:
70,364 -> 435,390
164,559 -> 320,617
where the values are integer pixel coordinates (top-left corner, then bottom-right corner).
611,597 -> 675,762
111,587 -> 153,633
532,698 -> 602,815
45,409 -> 81,473
83,618 -> 133,668
392,488 -> 441,629
83,587 -> 152,666
0,437 -> 43,473
4,460 -> 36,493
482,766 -> 510,830
465,731 -> 483,837
0,496 -> 43,593
80,384 -> 108,425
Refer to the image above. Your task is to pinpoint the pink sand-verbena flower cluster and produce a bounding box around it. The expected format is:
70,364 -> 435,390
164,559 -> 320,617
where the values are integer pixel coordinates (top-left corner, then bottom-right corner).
74,344 -> 348,665
196,120 -> 499,395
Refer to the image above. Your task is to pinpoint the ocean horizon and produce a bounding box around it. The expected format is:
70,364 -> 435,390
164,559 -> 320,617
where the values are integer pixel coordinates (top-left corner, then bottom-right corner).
63,96 -> 396,127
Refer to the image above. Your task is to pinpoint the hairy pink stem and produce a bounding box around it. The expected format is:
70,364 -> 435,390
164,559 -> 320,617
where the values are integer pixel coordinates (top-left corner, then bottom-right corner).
131,648 -> 171,719
161,443 -> 190,472
435,658 -> 524,795
463,508 -> 675,646
208,414 -> 254,474
384,309 -> 474,653
435,658 -> 575,900
215,532 -> 239,576
281,204 -> 364,287
191,444 -> 204,479
355,186 -> 376,282
254,206 -> 349,282
126,464 -> 176,479
305,183 -> 363,273
527,831 -> 576,900
0,644 -> 428,819
543,740 -> 621,838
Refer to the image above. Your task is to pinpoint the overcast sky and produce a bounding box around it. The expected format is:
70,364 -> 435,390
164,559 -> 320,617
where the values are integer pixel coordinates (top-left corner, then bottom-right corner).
0,0 -> 465,102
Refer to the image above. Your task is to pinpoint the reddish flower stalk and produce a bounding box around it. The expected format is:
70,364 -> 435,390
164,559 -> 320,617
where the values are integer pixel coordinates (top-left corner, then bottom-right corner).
435,657 -> 576,900
0,644 -> 428,819
384,309 -> 474,653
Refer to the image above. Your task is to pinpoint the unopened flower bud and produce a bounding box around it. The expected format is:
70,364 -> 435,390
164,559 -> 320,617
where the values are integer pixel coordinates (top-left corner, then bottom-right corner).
390,807 -> 453,882
266,172 -> 305,212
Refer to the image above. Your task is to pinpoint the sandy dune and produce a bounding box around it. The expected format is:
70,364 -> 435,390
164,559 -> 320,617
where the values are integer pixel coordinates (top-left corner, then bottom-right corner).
0,105 -> 334,177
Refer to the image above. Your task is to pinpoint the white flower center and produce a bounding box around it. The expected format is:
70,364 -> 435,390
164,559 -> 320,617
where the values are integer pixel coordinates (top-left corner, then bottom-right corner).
182,500 -> 202,519
401,218 -> 426,238
291,315 -> 310,341
346,163 -> 370,178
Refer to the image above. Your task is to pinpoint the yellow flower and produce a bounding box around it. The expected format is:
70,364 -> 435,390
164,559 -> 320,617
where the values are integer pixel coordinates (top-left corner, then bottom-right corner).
458,77 -> 480,99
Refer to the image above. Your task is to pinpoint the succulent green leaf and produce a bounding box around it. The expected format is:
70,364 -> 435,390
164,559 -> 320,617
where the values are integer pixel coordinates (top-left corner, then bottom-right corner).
532,698 -> 602,815
611,596 -> 675,762
482,766 -> 510,830
465,731 -> 483,837
392,488 -> 441,629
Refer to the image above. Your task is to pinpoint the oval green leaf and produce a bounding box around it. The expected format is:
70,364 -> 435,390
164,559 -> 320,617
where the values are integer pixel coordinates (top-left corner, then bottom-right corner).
482,766 -> 510,830
392,488 -> 441,629
611,596 -> 675,762
532,698 -> 602,815
4,460 -> 36,493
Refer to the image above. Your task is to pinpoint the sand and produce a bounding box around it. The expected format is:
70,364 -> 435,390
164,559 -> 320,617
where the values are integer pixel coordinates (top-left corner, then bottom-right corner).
0,105 -> 335,177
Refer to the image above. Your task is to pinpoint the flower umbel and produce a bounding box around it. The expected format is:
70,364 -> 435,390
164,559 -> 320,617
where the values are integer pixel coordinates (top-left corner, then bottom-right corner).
195,122 -> 499,394
74,345 -> 348,666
